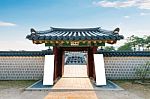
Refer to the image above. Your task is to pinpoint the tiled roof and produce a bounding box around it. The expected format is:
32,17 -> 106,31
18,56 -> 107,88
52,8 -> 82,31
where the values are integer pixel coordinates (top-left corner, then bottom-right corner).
97,51 -> 150,57
0,50 -> 52,56
0,50 -> 149,57
26,27 -> 124,41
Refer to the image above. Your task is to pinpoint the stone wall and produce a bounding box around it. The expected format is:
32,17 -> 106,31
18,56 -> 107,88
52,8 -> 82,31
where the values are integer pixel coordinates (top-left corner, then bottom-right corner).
0,51 -> 150,80
104,57 -> 150,79
0,56 -> 44,80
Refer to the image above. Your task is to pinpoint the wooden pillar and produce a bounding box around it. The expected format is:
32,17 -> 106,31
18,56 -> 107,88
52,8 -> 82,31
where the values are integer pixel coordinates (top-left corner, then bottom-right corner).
58,48 -> 61,77
57,47 -> 62,77
61,50 -> 65,76
92,46 -> 98,54
87,47 -> 96,81
53,46 -> 58,81
87,50 -> 90,77
92,46 -> 97,81
53,47 -> 63,81
87,47 -> 93,78
53,47 -> 57,81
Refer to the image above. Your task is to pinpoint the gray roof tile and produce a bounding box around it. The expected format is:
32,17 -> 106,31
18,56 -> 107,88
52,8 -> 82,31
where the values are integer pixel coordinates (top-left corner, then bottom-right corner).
26,27 -> 124,41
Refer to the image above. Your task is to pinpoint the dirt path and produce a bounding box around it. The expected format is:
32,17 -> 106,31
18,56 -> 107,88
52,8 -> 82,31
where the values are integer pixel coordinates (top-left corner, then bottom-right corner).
44,91 -> 98,99
0,88 -> 48,99
1,88 -> 149,99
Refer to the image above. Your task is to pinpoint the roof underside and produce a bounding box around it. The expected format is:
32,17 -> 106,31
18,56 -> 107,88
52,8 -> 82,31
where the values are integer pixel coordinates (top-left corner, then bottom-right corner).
26,27 -> 124,41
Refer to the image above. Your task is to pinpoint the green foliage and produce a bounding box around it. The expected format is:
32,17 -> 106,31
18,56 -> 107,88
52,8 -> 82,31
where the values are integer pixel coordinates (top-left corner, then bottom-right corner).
118,35 -> 150,51
145,36 -> 150,50
135,61 -> 150,83
0,80 -> 36,89
117,43 -> 133,51
104,46 -> 115,51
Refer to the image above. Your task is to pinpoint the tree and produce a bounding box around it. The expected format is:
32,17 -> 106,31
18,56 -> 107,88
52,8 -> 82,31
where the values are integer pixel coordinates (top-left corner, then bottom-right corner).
135,61 -> 150,83
128,35 -> 145,51
104,46 -> 115,51
117,43 -> 133,51
145,36 -> 150,51
120,35 -> 150,51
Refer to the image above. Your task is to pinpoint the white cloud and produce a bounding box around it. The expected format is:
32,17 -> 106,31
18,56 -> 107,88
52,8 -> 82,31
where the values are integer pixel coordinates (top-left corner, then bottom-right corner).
93,0 -> 150,10
138,0 -> 150,9
124,15 -> 130,18
140,12 -> 150,16
0,21 -> 16,26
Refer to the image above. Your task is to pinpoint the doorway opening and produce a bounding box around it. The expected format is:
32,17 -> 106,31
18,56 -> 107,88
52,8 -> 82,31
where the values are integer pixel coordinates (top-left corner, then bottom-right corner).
53,48 -> 95,89
63,51 -> 88,78
53,47 -> 97,82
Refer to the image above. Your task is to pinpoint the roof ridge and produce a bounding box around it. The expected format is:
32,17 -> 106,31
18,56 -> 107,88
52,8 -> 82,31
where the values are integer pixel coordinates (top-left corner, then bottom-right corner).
51,27 -> 101,31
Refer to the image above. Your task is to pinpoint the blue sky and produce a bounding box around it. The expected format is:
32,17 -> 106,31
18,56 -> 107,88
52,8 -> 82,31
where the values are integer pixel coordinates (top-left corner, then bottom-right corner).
0,0 -> 150,50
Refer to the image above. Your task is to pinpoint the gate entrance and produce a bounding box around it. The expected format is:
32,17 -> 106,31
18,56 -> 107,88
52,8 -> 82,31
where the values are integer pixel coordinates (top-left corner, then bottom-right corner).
26,27 -> 124,85
53,47 -> 97,82
63,51 -> 87,78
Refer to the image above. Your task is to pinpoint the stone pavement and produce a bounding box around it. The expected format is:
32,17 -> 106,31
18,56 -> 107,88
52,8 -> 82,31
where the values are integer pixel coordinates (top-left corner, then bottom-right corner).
52,78 -> 93,90
44,65 -> 98,99
63,65 -> 88,78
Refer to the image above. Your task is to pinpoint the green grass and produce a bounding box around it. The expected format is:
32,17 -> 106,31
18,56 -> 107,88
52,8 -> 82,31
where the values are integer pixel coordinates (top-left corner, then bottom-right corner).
0,80 -> 37,89
112,80 -> 150,90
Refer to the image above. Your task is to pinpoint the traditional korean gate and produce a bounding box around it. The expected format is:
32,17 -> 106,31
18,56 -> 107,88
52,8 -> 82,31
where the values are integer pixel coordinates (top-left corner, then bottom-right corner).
26,27 -> 123,85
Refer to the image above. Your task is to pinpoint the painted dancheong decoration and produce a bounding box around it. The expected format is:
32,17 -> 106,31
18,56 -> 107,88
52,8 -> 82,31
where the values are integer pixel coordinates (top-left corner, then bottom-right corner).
26,27 -> 124,86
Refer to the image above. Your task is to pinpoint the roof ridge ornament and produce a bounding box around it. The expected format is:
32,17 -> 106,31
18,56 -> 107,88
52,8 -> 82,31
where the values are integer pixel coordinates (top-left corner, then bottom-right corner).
30,28 -> 36,34
97,27 -> 101,29
97,27 -> 101,31
50,27 -> 54,31
113,28 -> 120,34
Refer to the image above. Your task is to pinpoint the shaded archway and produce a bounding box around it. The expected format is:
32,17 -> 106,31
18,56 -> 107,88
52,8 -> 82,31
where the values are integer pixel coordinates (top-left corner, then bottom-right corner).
53,47 -> 97,82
